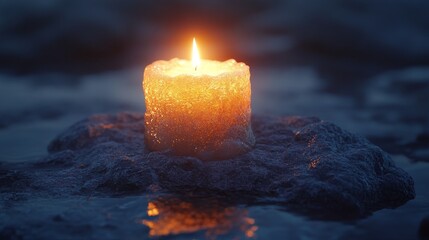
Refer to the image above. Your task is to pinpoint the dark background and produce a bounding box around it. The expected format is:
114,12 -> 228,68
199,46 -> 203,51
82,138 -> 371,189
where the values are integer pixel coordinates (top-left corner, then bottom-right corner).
0,0 -> 428,239
2,0 -> 429,75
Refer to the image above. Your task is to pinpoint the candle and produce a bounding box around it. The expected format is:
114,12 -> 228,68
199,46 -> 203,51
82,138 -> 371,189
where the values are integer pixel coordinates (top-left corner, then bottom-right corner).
143,38 -> 254,160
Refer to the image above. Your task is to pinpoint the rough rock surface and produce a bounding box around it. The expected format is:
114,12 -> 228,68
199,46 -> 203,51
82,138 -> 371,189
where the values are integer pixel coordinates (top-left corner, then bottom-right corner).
33,112 -> 414,217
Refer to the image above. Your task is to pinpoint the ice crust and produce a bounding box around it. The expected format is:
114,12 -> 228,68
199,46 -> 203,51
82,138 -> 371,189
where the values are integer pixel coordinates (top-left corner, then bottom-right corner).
39,112 -> 415,216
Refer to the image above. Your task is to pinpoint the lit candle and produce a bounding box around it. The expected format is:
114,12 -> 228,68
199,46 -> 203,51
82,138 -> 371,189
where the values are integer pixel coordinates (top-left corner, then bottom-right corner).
143,38 -> 254,160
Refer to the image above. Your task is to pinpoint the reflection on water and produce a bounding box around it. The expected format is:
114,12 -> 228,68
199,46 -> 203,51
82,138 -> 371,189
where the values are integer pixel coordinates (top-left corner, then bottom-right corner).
139,196 -> 258,239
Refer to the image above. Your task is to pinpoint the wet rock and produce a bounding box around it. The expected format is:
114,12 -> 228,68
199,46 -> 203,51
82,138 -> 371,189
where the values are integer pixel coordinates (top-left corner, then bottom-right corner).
0,166 -> 30,193
0,226 -> 22,240
417,133 -> 429,144
52,214 -> 65,222
420,216 -> 429,240
37,112 -> 414,217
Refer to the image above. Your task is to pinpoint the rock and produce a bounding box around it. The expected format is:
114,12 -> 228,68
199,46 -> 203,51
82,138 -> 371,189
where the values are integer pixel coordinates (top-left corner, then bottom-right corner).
420,217 -> 429,240
37,112 -> 414,217
0,226 -> 22,240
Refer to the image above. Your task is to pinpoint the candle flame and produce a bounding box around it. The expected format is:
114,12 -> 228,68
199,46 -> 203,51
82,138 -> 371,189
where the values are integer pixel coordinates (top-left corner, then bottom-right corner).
192,38 -> 201,71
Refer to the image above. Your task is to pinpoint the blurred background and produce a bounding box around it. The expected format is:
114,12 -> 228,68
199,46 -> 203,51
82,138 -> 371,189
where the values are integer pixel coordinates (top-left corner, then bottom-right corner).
1,0 -> 428,239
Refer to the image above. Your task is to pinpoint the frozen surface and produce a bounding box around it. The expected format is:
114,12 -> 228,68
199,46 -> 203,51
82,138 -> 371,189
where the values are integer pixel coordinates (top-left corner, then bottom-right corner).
7,112 -> 410,219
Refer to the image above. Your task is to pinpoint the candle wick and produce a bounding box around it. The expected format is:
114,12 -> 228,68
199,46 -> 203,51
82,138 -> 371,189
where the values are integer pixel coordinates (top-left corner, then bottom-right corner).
195,66 -> 197,71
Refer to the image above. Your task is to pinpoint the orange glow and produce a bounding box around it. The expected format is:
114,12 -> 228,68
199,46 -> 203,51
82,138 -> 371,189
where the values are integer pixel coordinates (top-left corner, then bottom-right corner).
192,38 -> 201,70
143,58 -> 253,160
140,197 -> 257,238
308,157 -> 321,169
147,202 -> 159,216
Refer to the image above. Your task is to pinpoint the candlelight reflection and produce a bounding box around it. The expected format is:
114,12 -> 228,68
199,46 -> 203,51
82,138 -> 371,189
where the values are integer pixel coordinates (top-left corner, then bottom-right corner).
139,196 -> 258,239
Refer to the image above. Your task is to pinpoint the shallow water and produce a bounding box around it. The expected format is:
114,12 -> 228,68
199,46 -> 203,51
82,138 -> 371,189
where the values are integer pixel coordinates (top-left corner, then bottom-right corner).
0,66 -> 428,239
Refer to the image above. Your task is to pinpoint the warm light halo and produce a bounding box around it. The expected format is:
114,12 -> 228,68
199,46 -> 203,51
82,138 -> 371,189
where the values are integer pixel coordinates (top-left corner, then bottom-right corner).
192,38 -> 201,70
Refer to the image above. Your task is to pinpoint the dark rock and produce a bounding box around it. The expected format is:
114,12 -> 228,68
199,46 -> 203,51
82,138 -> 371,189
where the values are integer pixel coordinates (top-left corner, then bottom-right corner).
420,217 -> 429,240
0,166 -> 29,193
417,133 -> 429,144
0,226 -> 22,240
52,214 -> 65,222
35,112 -> 414,217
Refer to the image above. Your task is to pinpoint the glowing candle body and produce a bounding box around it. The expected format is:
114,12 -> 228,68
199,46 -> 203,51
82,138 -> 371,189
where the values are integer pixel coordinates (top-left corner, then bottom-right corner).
143,58 -> 254,160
